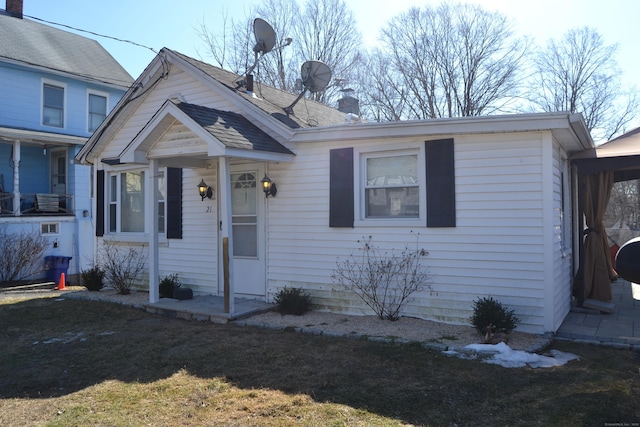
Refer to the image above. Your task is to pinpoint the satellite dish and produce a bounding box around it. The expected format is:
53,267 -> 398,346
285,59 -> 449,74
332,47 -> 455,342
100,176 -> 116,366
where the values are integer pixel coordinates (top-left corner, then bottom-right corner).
253,18 -> 277,54
285,60 -> 332,114
301,61 -> 332,93
238,18 -> 291,89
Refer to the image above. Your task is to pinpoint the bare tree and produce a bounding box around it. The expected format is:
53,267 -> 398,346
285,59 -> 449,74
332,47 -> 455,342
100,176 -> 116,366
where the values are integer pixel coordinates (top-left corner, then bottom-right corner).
528,27 -> 638,142
361,3 -> 527,120
606,180 -> 640,229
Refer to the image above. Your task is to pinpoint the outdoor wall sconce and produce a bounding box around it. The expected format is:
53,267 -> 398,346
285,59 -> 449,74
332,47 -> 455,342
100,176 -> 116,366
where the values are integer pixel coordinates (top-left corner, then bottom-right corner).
198,179 -> 213,201
261,174 -> 277,198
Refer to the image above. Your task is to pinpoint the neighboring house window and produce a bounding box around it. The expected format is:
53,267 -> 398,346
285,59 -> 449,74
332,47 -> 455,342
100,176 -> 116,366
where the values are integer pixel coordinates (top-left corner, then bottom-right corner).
41,223 -> 59,235
88,92 -> 107,132
329,139 -> 456,228
364,153 -> 419,219
43,82 -> 64,127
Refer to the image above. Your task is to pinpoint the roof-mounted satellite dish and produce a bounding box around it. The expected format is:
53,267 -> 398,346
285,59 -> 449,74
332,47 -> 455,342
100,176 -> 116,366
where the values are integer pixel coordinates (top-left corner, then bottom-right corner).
239,18 -> 292,89
253,18 -> 277,54
285,60 -> 332,114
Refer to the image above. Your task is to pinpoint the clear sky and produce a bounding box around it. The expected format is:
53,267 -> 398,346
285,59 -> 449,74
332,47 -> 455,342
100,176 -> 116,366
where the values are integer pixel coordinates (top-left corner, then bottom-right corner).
19,0 -> 640,107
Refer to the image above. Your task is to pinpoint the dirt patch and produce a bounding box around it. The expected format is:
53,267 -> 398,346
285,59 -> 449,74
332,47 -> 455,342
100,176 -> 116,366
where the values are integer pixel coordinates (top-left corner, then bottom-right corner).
238,310 -> 549,351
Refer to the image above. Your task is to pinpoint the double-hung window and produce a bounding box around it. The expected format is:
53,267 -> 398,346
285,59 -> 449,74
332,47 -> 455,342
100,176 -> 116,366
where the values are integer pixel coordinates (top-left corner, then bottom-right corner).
108,170 -> 167,234
88,92 -> 107,132
330,139 -> 455,228
364,153 -> 420,218
43,82 -> 64,127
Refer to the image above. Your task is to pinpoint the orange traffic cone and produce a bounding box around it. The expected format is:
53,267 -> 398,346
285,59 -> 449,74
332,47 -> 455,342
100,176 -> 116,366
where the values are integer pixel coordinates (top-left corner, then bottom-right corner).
56,272 -> 66,290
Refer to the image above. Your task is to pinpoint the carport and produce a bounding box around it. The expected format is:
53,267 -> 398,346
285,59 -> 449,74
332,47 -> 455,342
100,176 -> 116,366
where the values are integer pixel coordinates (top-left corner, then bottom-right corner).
572,127 -> 640,308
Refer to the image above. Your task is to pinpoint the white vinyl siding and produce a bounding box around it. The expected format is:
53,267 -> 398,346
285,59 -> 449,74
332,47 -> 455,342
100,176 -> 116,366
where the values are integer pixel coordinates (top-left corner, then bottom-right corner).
267,132 -> 553,334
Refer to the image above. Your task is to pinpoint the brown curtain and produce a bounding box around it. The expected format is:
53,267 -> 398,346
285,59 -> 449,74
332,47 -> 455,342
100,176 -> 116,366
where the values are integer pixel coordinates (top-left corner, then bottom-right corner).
581,171 -> 616,302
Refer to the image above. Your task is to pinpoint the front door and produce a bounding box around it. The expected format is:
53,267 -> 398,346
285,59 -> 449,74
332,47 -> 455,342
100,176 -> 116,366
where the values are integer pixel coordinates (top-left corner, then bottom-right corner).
229,166 -> 265,296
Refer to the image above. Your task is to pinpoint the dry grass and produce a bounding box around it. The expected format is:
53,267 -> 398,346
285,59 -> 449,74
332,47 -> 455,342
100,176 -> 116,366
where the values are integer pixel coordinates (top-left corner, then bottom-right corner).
0,294 -> 639,426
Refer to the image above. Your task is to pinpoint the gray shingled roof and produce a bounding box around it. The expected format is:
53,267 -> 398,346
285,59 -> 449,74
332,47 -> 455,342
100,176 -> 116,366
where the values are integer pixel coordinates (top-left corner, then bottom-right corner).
0,13 -> 133,88
169,49 -> 347,129
175,101 -> 293,155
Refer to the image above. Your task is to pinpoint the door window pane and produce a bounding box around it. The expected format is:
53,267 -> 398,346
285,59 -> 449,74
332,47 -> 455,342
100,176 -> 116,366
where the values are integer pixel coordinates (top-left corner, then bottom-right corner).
231,172 -> 257,257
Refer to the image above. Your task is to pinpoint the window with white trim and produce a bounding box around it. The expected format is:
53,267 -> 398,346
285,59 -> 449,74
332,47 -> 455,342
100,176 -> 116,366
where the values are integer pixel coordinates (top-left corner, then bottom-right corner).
41,222 -> 59,235
43,82 -> 64,127
363,151 -> 420,219
330,139 -> 455,228
107,170 -> 167,234
88,92 -> 107,132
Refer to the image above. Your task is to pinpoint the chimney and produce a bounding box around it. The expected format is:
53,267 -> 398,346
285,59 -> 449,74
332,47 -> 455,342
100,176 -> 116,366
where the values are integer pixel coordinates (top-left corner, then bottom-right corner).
6,0 -> 23,18
338,94 -> 360,116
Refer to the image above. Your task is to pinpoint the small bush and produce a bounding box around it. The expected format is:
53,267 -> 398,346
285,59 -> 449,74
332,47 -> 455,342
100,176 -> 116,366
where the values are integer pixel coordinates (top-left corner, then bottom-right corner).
159,273 -> 182,298
81,266 -> 105,291
101,241 -> 147,295
470,296 -> 519,334
273,287 -> 312,316
332,234 -> 430,321
0,224 -> 48,284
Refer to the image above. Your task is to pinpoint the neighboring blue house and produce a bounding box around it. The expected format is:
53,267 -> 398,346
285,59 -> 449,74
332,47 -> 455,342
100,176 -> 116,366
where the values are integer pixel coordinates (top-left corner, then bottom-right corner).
0,0 -> 133,283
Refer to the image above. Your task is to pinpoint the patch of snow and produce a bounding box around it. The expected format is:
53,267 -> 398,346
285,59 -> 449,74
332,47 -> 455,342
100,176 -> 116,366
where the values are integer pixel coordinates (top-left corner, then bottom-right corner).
444,343 -> 579,368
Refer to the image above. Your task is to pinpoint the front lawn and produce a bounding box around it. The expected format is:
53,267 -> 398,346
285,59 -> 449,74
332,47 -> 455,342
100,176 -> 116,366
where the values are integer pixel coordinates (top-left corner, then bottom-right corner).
0,296 -> 638,426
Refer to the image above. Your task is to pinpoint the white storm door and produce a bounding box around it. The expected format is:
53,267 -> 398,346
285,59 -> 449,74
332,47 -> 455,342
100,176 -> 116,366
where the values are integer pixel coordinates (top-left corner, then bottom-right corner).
229,167 -> 265,296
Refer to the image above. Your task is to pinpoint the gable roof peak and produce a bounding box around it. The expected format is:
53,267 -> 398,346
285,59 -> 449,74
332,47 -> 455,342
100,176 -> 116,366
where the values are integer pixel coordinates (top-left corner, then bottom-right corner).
163,48 -> 347,130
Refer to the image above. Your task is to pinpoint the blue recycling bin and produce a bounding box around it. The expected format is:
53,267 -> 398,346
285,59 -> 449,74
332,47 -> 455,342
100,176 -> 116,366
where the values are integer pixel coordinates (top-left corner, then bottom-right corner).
45,256 -> 72,284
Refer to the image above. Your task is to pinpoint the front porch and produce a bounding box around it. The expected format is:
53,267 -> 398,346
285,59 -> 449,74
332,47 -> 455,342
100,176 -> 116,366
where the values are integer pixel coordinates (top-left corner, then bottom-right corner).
63,288 -> 274,323
0,192 -> 74,216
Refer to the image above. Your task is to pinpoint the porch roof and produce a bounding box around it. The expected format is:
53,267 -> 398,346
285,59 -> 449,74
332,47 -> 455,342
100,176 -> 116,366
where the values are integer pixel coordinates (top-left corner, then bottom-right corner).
114,100 -> 294,166
0,125 -> 87,146
175,102 -> 293,155
572,125 -> 640,180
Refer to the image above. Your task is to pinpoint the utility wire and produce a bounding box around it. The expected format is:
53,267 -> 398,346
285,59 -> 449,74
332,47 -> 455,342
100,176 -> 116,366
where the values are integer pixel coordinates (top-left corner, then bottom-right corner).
24,14 -> 158,56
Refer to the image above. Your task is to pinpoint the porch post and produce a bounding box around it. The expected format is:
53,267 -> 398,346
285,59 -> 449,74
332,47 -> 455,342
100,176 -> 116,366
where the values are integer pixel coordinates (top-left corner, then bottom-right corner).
219,157 -> 235,315
12,140 -> 20,216
147,159 -> 159,303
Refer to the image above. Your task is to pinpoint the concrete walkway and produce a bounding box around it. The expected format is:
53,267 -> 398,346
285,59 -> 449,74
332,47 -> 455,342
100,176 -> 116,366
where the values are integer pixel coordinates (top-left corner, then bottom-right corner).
555,279 -> 640,349
60,289 -> 274,323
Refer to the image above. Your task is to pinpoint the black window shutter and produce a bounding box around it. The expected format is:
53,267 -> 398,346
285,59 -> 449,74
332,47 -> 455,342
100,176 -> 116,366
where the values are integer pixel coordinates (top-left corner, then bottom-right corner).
426,138 -> 456,227
96,169 -> 105,236
166,167 -> 183,239
329,148 -> 354,227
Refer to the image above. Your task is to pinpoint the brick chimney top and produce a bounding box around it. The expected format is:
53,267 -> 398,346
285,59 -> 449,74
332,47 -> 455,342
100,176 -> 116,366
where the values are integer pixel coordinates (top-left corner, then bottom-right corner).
6,0 -> 23,18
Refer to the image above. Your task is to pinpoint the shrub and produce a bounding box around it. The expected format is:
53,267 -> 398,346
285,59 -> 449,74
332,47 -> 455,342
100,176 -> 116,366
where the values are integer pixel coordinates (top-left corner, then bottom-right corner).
81,266 -> 105,291
470,296 -> 520,334
332,234 -> 430,321
100,241 -> 147,295
0,224 -> 48,284
159,273 -> 182,298
273,287 -> 312,315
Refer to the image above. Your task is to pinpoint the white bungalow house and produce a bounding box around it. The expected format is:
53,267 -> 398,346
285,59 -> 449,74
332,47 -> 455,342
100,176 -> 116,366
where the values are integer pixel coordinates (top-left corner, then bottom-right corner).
76,48 -> 594,334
